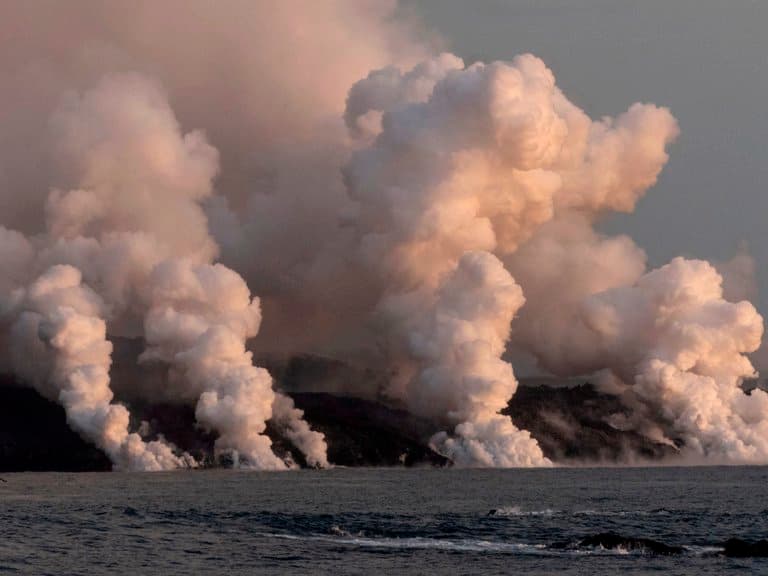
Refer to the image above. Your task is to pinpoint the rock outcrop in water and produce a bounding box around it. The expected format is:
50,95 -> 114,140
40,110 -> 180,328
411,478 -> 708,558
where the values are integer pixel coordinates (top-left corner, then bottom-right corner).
561,532 -> 685,555
721,538 -> 768,557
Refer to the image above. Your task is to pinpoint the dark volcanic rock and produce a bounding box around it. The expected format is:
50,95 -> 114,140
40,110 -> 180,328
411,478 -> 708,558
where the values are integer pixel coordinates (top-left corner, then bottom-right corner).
507,383 -> 677,463
127,392 -> 448,468
290,392 -> 447,467
0,381 -> 446,470
0,362 -> 677,471
0,382 -> 110,472
126,401 -> 217,465
560,532 -> 684,555
722,538 -> 768,557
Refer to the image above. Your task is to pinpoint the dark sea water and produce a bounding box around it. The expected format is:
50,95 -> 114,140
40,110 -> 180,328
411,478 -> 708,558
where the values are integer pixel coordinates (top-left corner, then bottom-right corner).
1,467 -> 767,575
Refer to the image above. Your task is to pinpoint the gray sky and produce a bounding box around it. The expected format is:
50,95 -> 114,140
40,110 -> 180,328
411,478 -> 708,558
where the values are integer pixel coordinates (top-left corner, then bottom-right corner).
407,0 -> 768,311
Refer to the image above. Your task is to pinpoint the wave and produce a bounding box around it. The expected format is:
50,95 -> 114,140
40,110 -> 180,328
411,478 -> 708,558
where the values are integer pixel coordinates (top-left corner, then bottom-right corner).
552,532 -> 684,555
119,507 -> 768,559
560,535 -> 768,558
572,507 -> 673,517
487,506 -> 556,517
263,530 -> 732,557
265,532 -> 552,554
487,506 -> 674,518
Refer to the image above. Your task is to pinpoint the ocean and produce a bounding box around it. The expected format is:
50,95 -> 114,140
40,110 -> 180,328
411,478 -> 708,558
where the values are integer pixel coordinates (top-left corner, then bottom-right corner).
1,466 -> 767,575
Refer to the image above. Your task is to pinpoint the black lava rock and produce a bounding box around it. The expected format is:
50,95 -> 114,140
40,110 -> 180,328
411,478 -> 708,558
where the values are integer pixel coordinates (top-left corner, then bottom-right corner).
722,538 -> 768,557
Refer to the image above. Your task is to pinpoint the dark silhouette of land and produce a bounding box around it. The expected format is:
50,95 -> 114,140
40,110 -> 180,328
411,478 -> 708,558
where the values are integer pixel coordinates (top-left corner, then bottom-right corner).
0,355 -> 676,471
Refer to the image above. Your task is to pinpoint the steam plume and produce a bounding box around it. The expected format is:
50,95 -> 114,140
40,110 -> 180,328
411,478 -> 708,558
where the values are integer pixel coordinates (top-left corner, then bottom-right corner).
342,54 -> 677,465
0,74 -> 327,469
521,257 -> 765,461
8,265 -> 187,470
0,1 -> 765,468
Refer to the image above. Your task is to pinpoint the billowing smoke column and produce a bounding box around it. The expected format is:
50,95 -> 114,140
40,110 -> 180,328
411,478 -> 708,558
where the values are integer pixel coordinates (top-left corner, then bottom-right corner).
1,1 -> 766,469
0,1 -> 429,363
512,252 -> 766,461
626,260 -> 766,460
0,74 -> 327,470
141,260 -> 327,469
8,265 -> 188,470
503,193 -> 767,460
342,53 -> 678,466
343,49 -> 768,465
412,252 -> 544,466
506,214 -> 650,377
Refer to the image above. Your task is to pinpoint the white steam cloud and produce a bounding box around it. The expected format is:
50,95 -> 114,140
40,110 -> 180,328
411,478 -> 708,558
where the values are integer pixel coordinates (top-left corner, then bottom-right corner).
0,74 -> 327,470
0,1 -> 765,469
9,265 -> 188,470
342,53 -> 678,465
519,256 -> 765,461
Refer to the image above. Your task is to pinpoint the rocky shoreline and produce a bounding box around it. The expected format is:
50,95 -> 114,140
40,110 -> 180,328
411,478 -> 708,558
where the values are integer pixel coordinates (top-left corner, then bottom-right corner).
0,374 -> 675,471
